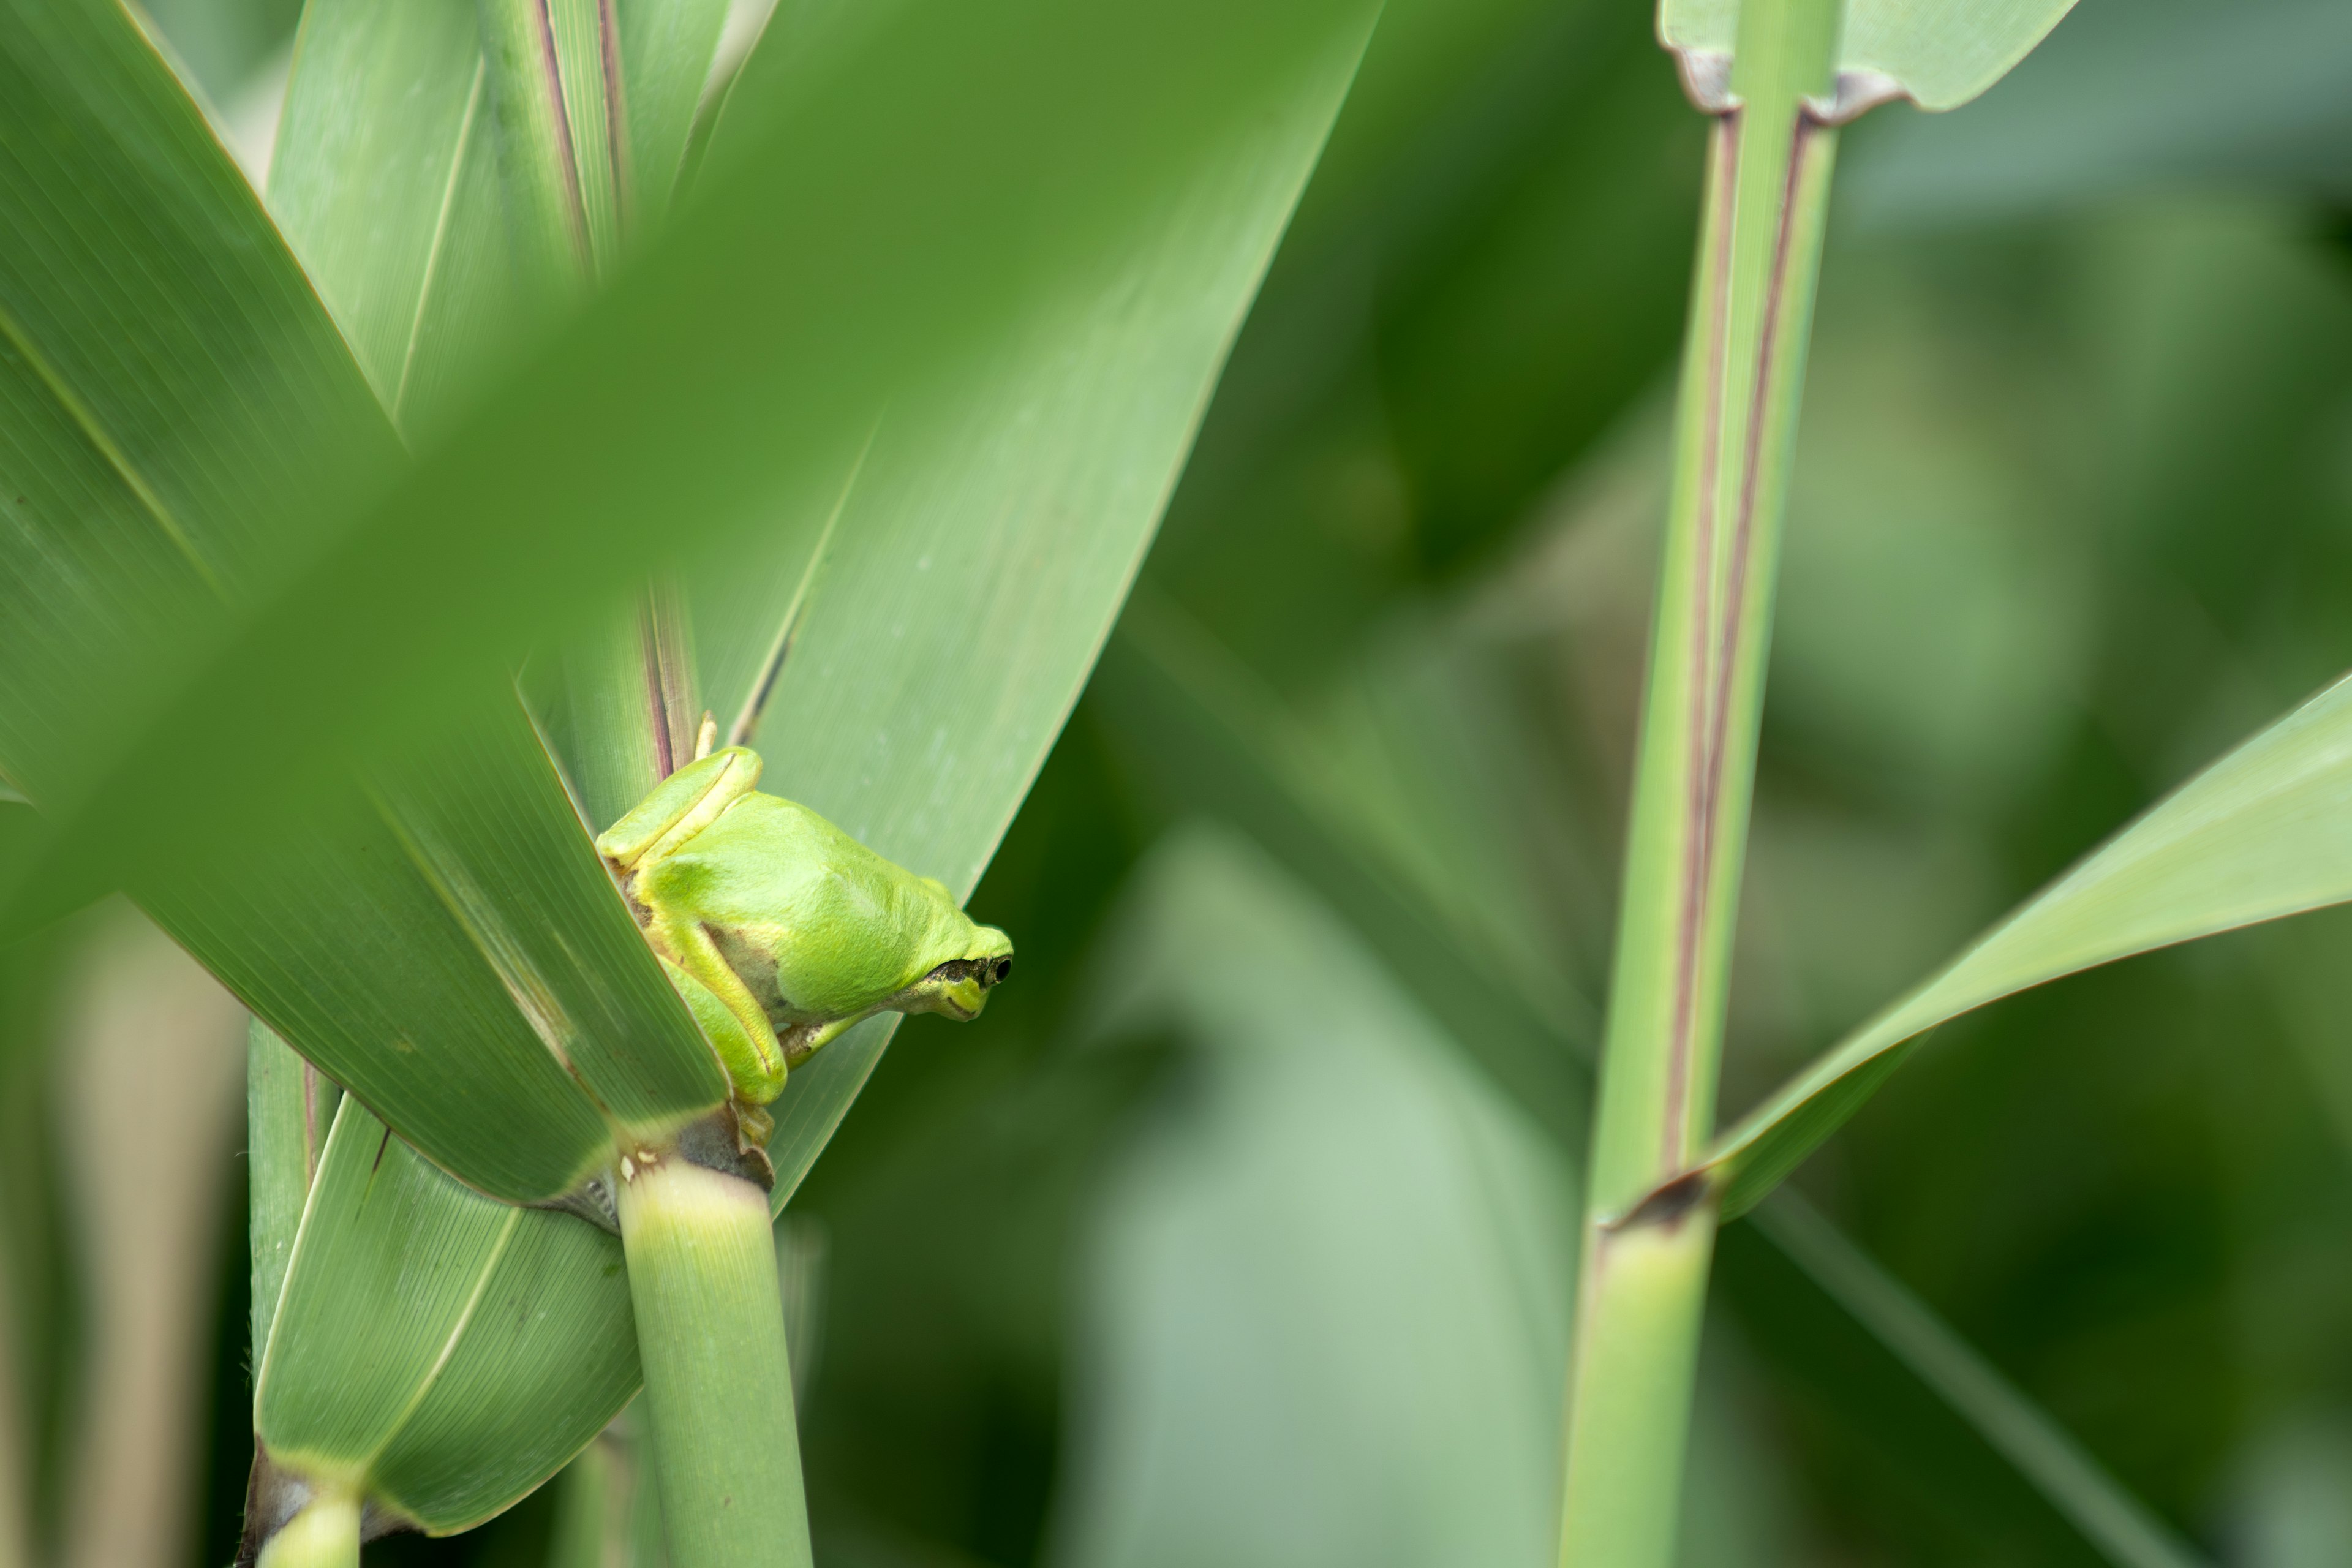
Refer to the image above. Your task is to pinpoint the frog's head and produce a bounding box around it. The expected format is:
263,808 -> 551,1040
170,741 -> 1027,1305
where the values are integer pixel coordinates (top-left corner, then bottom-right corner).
900,922 -> 1016,1023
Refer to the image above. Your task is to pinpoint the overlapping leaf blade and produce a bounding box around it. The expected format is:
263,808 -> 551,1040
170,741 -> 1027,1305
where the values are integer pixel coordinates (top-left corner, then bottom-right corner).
0,0 -> 720,1205
1709,672 -> 2352,1216
29,0 -> 1387,915
1658,0 -> 2081,110
242,0 -> 1382,1534
253,1092 -> 638,1536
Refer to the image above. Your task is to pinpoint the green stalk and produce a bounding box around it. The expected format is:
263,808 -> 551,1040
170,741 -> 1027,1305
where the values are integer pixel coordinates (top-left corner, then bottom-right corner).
252,1490 -> 360,1568
1556,1 -> 1841,1562
617,1150 -> 812,1568
475,5 -> 812,1557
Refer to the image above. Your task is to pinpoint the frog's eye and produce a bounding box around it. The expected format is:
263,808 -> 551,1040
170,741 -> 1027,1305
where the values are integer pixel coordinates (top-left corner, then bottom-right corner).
991,959 -> 1012,984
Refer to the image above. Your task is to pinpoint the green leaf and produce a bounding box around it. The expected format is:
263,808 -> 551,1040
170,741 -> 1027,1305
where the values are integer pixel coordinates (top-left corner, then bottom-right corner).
630,4 -> 1380,1210
265,0 -> 486,410
251,1096 -> 639,1539
0,0 -> 726,1205
1749,1193 -> 2211,1568
142,698 -> 726,1206
1709,672 -> 2352,1218
1659,0 -> 2081,113
1060,825 -> 1578,1568
1845,0 -> 2352,224
28,0 -> 1385,915
247,1021 -> 340,1365
614,0 -> 734,230
246,0 -> 1382,1539
0,0 -> 398,816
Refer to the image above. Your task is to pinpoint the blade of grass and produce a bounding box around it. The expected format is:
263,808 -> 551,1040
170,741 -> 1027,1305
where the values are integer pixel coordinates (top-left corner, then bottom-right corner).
614,0 -> 733,230
140,698 -> 727,1205
247,1023 -> 339,1370
665,9 -> 1388,1210
0,0 -> 399,818
1703,669 -> 2352,1217
0,0 -> 728,1205
1750,1192 -> 2210,1568
248,1096 -> 639,1548
264,0 -> 484,409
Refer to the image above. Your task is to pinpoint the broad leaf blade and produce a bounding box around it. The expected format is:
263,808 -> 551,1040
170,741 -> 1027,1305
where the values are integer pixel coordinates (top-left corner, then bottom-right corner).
0,0 -> 725,1203
0,0 -> 396,809
645,1 -> 1381,1207
31,0 -> 1386,910
254,1096 -> 639,1537
141,702 -> 722,1205
1710,671 -> 2352,1216
266,0 -> 484,407
1838,0 -> 2080,110
1658,0 -> 2080,112
252,0 -> 1384,1536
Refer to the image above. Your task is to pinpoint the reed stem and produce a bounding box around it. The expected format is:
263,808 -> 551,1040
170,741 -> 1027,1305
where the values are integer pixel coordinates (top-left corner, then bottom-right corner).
617,1150 -> 811,1568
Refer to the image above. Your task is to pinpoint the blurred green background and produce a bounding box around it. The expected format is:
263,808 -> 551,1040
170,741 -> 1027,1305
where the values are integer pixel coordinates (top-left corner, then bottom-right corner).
9,0 -> 2352,1563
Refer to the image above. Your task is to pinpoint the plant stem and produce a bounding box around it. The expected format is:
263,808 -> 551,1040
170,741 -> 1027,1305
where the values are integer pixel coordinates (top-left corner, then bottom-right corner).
253,1490 -> 360,1568
1556,0 -> 1840,1562
617,1150 -> 812,1568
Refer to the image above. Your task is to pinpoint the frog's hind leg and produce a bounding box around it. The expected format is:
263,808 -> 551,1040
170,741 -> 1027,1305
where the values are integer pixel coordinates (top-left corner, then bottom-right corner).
595,746 -> 763,871
652,904 -> 788,1107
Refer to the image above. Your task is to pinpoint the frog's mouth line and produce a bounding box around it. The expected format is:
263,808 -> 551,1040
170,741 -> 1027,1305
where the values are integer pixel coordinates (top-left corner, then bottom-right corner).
918,956 -> 1014,1019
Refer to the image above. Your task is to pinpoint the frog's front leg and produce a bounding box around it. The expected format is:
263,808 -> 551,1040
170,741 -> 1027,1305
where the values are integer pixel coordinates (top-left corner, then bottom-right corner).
596,746 -> 764,873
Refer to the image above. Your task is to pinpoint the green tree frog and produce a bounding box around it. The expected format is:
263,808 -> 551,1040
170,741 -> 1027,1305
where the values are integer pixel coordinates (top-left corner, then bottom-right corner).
597,744 -> 1012,1149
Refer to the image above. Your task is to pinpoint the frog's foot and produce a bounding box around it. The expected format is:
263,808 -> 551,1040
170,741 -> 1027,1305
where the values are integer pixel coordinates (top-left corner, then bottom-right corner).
733,1097 -> 775,1153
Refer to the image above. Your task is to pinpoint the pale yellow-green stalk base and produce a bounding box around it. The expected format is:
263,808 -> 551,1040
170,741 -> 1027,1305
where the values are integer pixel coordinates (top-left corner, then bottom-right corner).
1556,1210 -> 1718,1568
255,1490 -> 359,1568
618,1152 -> 812,1568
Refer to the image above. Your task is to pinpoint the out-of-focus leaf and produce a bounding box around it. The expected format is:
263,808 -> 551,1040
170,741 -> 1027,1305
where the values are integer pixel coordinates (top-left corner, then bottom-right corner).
1102,534 -> 2206,1568
0,0 -> 396,815
251,1098 -> 639,1540
1847,0 -> 2352,223
1659,0 -> 2080,112
1749,1194 -> 2210,1568
1708,671 -> 2352,1216
1,0 -> 751,1493
1,0 -> 728,1207
29,0 -> 1383,918
1055,825 -> 1576,1568
243,0 -> 1380,1537
1094,594 -> 1589,1142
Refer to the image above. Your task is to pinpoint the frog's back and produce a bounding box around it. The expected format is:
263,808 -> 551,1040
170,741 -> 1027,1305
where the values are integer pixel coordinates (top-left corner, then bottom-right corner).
676,793 -> 948,1014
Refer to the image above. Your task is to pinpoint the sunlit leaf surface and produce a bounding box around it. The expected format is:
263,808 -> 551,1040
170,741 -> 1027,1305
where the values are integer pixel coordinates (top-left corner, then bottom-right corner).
1710,673 -> 2352,1216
